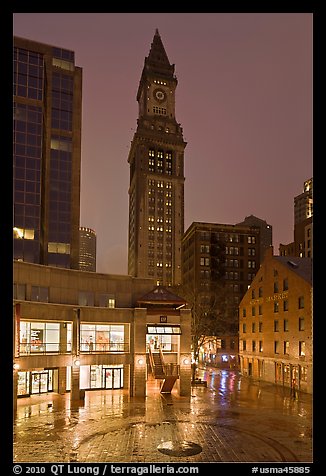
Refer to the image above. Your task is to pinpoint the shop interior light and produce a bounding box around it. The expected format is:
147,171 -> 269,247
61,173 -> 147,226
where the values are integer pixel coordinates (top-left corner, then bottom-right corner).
137,358 -> 144,365
13,363 -> 20,370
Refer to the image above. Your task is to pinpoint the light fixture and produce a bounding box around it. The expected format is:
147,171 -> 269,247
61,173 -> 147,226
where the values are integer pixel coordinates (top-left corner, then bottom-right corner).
74,359 -> 80,367
183,358 -> 190,365
137,358 -> 144,365
13,363 -> 20,370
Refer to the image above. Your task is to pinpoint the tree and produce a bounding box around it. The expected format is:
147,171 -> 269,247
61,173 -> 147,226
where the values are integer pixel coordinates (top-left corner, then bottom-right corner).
174,236 -> 239,380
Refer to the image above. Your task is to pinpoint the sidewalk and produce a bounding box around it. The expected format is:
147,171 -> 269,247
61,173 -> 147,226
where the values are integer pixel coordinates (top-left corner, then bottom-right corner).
13,371 -> 313,463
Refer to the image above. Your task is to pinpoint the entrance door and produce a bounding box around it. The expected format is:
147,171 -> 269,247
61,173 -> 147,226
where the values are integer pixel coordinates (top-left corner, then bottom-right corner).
31,371 -> 51,394
103,368 -> 123,389
248,362 -> 253,376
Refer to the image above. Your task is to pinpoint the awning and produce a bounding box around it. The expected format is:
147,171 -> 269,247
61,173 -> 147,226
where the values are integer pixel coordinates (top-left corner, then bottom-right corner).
147,325 -> 181,335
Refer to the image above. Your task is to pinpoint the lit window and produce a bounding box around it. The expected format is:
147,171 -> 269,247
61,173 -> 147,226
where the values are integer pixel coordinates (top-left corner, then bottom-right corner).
13,227 -> 35,240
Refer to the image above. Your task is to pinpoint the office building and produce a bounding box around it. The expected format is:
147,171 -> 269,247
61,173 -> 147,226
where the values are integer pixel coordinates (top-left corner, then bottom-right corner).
79,226 -> 96,272
127,29 -> 186,286
13,37 -> 82,269
279,178 -> 313,258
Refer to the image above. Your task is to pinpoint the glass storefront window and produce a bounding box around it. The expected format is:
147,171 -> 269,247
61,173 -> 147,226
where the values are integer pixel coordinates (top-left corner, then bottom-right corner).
80,365 -> 123,390
80,324 -> 125,352
17,371 -> 29,396
20,321 -> 60,353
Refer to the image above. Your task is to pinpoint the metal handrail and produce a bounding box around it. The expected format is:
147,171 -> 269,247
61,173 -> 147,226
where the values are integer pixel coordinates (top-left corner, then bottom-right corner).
19,341 -> 130,355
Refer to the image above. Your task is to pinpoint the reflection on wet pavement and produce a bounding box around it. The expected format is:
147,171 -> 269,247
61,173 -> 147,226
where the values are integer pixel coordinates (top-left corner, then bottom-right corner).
14,370 -> 312,463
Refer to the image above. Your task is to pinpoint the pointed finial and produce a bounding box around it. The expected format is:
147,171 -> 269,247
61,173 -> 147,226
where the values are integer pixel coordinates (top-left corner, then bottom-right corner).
155,28 -> 160,36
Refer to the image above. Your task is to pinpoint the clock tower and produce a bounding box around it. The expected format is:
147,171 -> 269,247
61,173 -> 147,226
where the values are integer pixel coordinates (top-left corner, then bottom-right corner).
128,29 -> 187,286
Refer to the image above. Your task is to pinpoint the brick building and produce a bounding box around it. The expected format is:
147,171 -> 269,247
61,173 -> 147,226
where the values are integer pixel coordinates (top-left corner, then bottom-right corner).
239,247 -> 312,394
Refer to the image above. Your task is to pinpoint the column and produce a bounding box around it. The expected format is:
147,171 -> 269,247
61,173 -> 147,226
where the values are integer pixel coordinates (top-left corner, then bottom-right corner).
178,308 -> 192,396
132,308 -> 147,397
70,308 -> 81,402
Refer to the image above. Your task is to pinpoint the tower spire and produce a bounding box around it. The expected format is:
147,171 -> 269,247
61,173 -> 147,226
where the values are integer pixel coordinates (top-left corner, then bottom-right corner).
146,29 -> 172,73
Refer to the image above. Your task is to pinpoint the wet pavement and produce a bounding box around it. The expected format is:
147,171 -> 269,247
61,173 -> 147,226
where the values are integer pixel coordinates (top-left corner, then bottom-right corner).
13,369 -> 313,463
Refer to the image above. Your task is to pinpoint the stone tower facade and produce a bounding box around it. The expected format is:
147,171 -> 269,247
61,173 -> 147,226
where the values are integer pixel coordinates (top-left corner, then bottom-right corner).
128,30 -> 186,286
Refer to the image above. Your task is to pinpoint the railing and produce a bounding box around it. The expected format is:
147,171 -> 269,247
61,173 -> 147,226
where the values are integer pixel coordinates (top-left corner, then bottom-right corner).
19,342 -> 72,355
163,363 -> 180,376
19,341 -> 129,355
148,345 -> 156,375
80,342 -> 129,353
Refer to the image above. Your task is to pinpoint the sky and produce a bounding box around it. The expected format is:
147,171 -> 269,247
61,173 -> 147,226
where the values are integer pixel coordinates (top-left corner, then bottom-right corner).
13,12 -> 313,275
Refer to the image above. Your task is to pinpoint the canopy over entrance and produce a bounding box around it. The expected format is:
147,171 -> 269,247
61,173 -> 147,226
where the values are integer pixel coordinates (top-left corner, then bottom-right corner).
136,286 -> 187,309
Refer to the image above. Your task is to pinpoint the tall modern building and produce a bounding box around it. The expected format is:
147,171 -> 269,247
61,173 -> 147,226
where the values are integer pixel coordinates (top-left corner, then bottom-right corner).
127,30 -> 187,287
79,226 -> 97,272
279,178 -> 313,258
13,37 -> 82,269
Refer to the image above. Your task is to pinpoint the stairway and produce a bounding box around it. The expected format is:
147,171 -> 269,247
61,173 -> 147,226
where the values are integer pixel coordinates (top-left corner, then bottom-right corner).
152,351 -> 165,378
148,346 -> 179,393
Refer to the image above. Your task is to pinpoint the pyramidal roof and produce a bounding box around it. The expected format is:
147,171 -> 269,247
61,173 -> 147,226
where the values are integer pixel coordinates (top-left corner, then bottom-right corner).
137,286 -> 186,306
144,29 -> 175,77
147,29 -> 170,66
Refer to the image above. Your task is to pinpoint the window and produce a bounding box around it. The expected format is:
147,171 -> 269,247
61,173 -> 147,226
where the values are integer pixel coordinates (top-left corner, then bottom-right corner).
252,306 -> 256,317
80,324 -> 125,352
251,289 -> 255,299
274,341 -> 279,354
242,340 -> 247,351
252,340 -> 256,352
274,282 -> 279,293
242,308 -> 246,318
31,286 -> 49,302
283,278 -> 288,291
78,291 -> 94,306
274,302 -> 279,313
242,323 -> 247,333
283,300 -> 289,311
284,341 -> 289,355
259,322 -> 263,332
299,341 -> 305,356
259,305 -> 263,315
13,283 -> 26,300
252,322 -> 256,333
299,365 -> 307,382
259,340 -> 263,352
284,319 -> 289,332
259,287 -> 263,297
298,296 -> 305,309
98,294 -> 115,308
274,320 -> 279,332
19,321 -> 61,353
299,317 -> 305,331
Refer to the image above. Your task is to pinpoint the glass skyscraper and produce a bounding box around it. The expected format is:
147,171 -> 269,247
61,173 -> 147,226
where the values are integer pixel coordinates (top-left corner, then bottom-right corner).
13,37 -> 82,268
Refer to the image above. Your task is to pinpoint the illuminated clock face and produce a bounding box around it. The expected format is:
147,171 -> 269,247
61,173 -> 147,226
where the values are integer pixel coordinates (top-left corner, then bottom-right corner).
154,89 -> 166,101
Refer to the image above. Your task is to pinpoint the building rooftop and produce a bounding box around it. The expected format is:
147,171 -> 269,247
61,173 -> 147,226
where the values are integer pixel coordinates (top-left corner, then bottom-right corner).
275,256 -> 312,284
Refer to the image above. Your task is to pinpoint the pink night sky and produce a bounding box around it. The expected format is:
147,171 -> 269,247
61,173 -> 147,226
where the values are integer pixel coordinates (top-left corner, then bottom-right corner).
13,13 -> 313,275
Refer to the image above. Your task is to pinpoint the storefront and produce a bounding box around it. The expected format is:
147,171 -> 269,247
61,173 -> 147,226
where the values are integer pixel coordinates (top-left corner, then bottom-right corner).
146,325 -> 181,352
19,321 -> 72,354
17,369 -> 57,396
80,324 -> 126,352
79,364 -> 124,390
